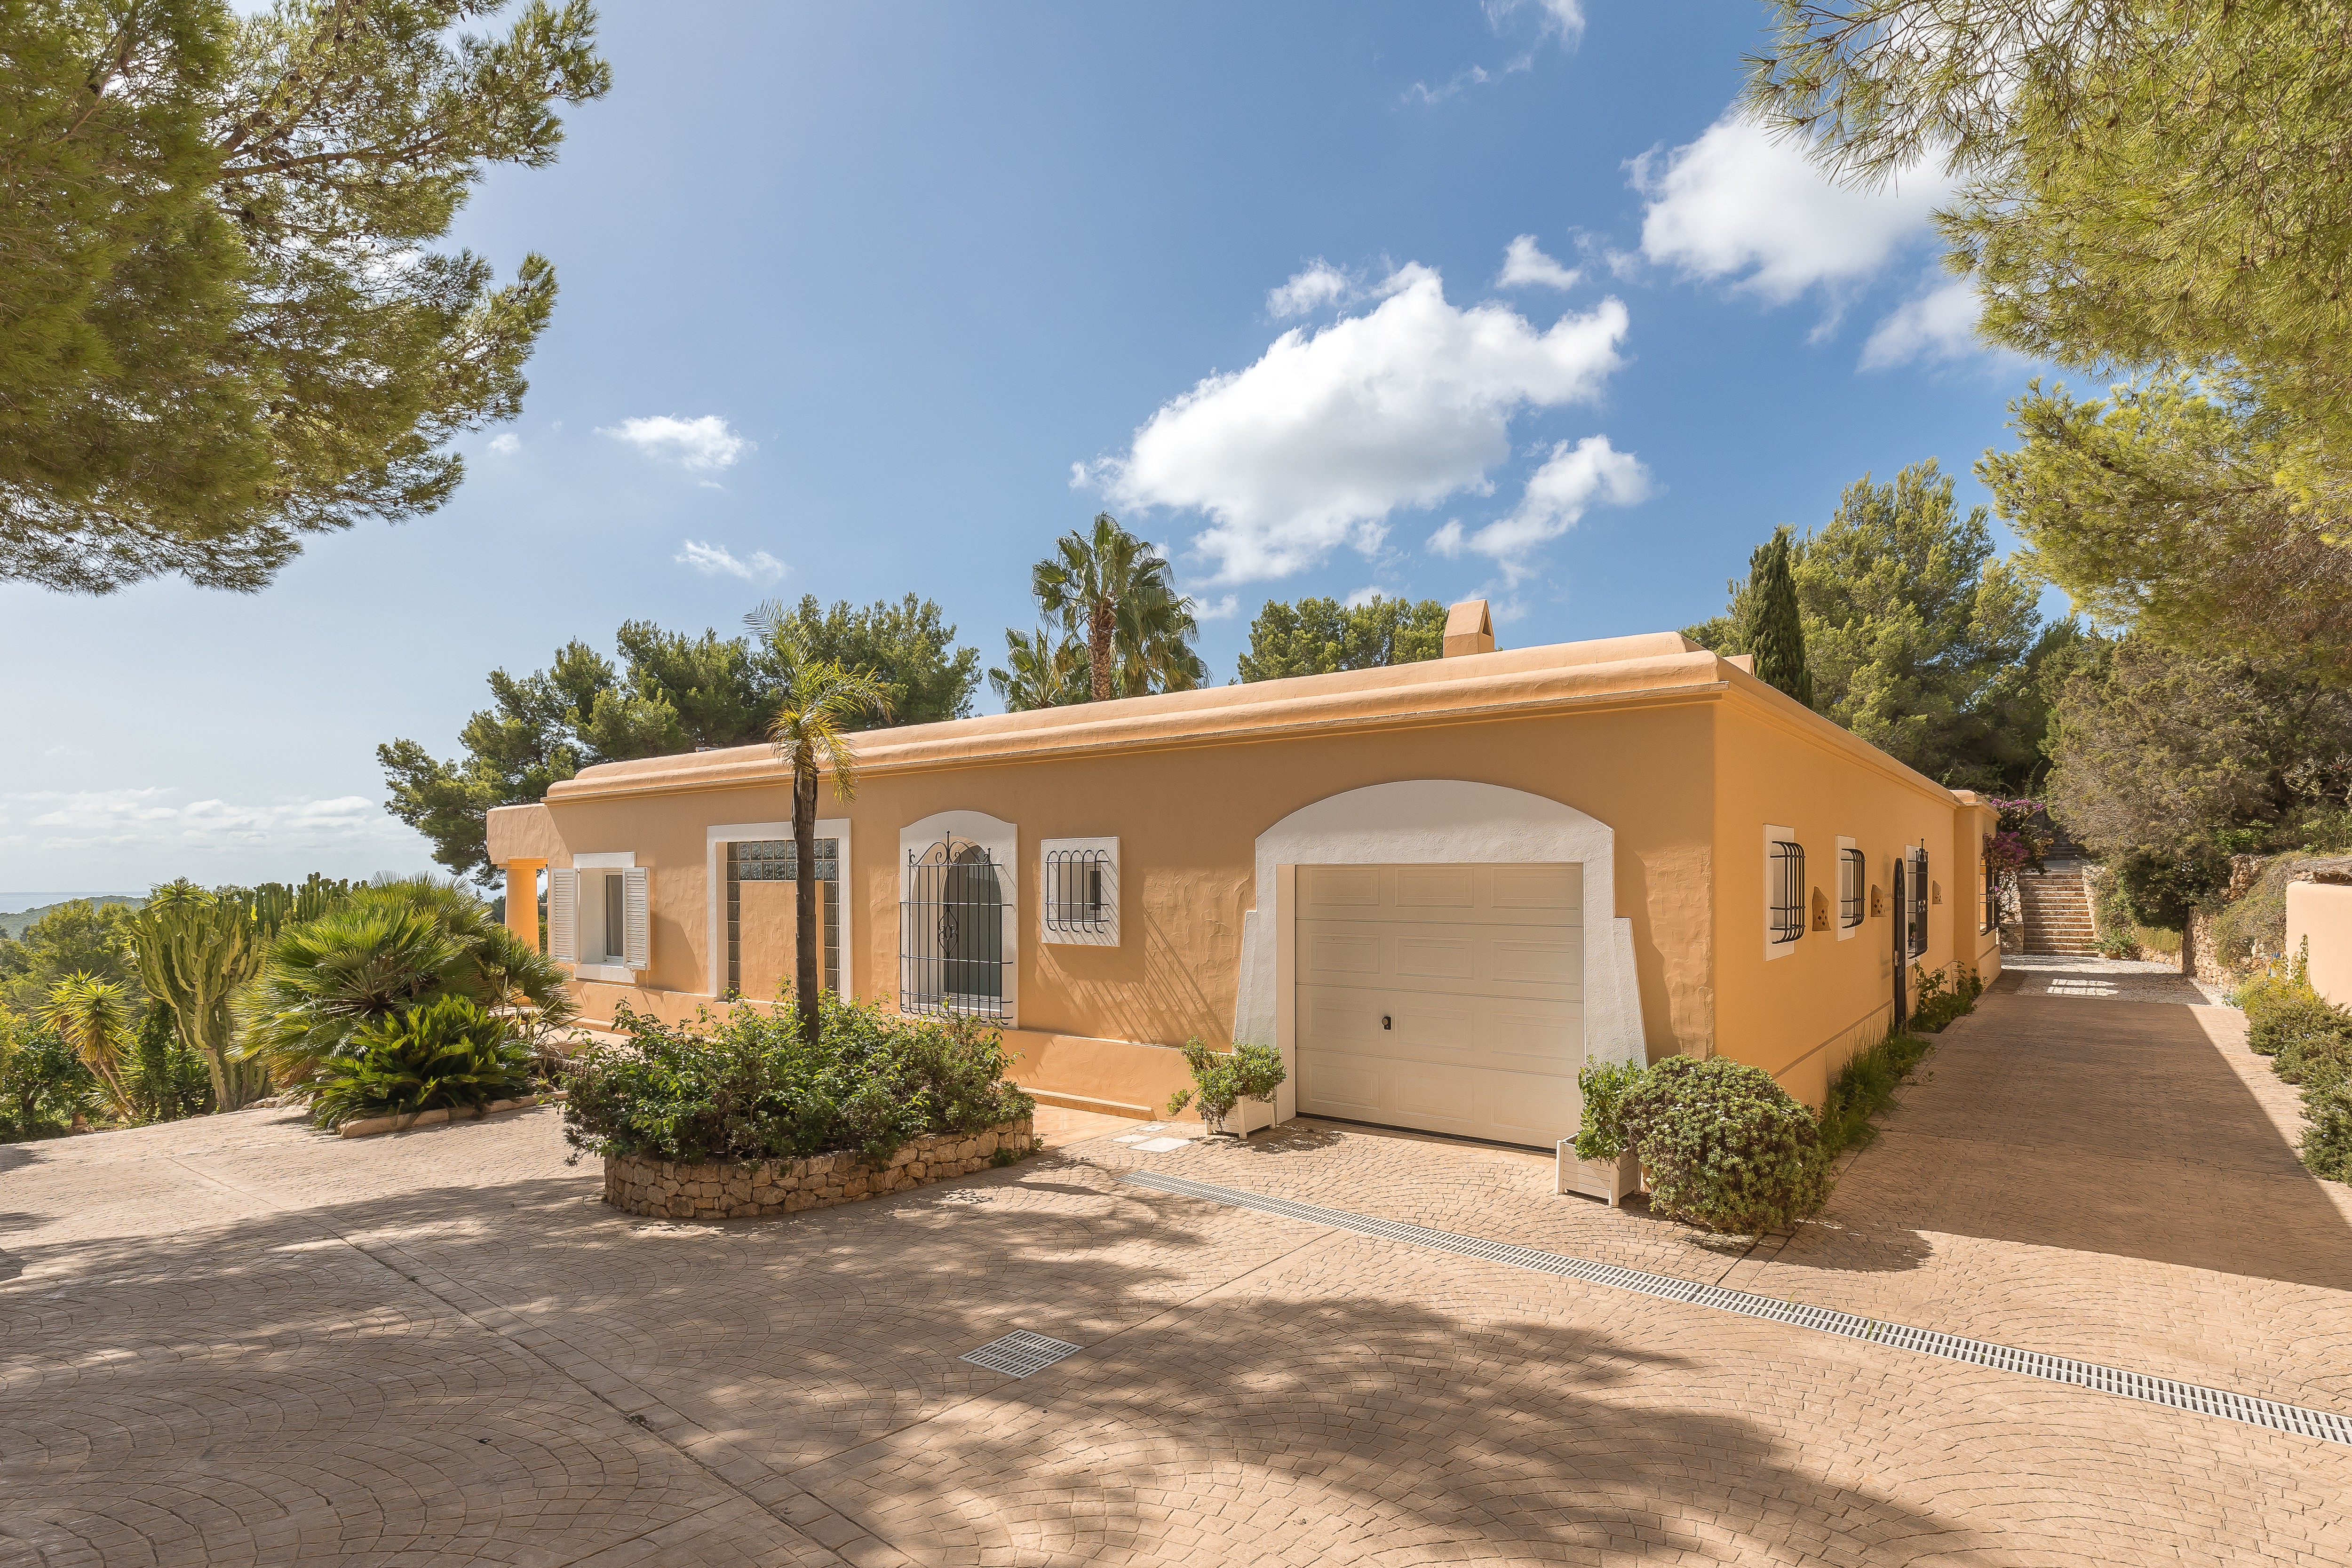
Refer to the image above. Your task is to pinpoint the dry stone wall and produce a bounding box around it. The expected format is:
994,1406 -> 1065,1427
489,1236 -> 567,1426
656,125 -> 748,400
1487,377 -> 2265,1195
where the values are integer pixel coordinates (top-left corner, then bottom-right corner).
603,1117 -> 1035,1220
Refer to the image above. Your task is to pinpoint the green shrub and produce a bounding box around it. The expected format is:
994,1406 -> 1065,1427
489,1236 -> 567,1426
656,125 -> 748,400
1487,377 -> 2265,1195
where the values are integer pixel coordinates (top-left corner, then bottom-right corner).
2238,970 -> 2352,1074
1165,1037 -> 1286,1132
1617,1055 -> 1827,1235
1817,1030 -> 1932,1158
2301,1083 -> 2352,1183
1570,1058 -> 1648,1161
309,995 -> 535,1129
0,1012 -> 100,1140
1905,963 -> 1983,1034
561,990 -> 1034,1166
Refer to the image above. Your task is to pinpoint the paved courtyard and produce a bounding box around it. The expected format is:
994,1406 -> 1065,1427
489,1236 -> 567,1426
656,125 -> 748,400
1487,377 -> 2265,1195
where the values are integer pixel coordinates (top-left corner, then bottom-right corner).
6,967 -> 2352,1566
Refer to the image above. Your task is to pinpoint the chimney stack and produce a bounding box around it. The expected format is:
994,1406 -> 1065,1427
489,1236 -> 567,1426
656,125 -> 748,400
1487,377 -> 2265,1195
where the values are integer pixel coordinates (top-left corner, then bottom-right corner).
1442,599 -> 1495,658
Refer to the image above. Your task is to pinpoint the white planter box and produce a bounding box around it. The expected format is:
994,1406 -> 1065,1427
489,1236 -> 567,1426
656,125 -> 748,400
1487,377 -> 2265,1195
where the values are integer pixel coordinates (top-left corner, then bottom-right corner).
1556,1142 -> 1641,1206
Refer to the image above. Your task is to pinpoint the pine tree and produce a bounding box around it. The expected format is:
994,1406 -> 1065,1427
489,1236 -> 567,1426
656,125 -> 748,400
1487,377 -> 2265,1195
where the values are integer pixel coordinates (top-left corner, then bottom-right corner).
1737,528 -> 1813,709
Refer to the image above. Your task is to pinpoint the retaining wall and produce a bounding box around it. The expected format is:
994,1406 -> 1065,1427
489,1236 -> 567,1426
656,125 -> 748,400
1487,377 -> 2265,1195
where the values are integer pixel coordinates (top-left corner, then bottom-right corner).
602,1116 -> 1034,1219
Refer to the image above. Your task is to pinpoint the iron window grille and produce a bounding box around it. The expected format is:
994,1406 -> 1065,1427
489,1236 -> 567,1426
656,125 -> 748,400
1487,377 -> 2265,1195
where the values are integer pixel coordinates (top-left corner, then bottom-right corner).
725,838 -> 838,999
1981,854 -> 2000,935
901,836 -> 1008,1018
1908,849 -> 1930,956
1770,840 -> 1806,945
1044,847 -> 1112,937
1840,847 -> 1866,929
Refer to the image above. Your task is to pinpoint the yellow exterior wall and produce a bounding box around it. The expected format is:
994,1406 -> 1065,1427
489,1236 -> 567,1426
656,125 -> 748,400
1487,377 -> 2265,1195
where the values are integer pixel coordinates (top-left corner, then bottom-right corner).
1707,676 -> 1994,1105
492,643 -> 1984,1121
2288,881 -> 2352,1009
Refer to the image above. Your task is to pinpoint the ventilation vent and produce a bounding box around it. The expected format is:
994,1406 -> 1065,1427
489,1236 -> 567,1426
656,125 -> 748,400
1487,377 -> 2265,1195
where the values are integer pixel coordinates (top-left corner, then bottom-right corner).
1118,1170 -> 2352,1449
961,1330 -> 1083,1379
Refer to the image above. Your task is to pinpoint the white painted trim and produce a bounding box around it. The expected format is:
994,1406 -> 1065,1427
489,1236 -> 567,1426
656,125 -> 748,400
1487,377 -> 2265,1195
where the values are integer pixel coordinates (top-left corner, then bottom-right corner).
704,818 -> 852,1001
1234,780 -> 1641,1131
1764,823 -> 1800,963
1835,835 -> 1859,941
574,851 -> 637,869
1039,836 -> 1119,947
899,810 -> 1018,1027
575,962 -> 636,983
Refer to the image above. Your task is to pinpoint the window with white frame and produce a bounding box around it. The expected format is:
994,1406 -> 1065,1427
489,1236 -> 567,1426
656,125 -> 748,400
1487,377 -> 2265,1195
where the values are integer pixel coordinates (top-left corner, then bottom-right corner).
548,856 -> 649,977
1040,837 -> 1118,946
726,838 -> 839,997
1837,840 -> 1865,937
1764,825 -> 1804,958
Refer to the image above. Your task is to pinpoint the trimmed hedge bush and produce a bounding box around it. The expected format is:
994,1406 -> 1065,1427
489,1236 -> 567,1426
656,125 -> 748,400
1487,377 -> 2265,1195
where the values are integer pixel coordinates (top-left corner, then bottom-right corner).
561,990 -> 1033,1167
1617,1055 -> 1826,1234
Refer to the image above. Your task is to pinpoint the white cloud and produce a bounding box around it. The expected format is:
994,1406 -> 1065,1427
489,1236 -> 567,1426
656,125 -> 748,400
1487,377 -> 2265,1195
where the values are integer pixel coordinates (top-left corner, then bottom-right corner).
599,414 -> 754,476
1634,113 -> 1954,303
1859,275 -> 1983,370
0,789 -> 416,856
1344,585 -> 1391,609
1193,593 -> 1241,621
1426,436 -> 1649,581
1103,264 -> 1631,582
1267,262 -> 1354,318
1496,235 -> 1580,291
487,432 -> 520,456
1484,0 -> 1584,47
676,540 -> 786,584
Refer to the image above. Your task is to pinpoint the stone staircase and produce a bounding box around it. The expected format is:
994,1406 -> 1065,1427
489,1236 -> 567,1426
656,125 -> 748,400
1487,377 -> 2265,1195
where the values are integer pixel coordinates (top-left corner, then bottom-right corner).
2016,863 -> 2099,955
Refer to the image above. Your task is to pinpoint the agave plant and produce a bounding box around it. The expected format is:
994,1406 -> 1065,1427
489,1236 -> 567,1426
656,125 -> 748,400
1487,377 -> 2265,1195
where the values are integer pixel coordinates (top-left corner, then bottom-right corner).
242,877 -> 573,1089
308,995 -> 536,1130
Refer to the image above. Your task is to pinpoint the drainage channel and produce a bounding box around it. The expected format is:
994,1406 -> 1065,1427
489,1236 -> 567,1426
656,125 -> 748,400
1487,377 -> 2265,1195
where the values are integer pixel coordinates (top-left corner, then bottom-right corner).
1118,1169 -> 2352,1449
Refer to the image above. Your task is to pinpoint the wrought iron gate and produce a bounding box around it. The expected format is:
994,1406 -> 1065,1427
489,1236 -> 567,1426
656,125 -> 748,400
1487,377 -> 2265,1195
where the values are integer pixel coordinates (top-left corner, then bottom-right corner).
900,837 -> 1006,1017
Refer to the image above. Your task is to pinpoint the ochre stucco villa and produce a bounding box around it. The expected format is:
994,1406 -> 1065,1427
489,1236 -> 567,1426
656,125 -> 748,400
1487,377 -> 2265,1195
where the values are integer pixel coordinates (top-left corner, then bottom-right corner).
488,600 -> 2001,1159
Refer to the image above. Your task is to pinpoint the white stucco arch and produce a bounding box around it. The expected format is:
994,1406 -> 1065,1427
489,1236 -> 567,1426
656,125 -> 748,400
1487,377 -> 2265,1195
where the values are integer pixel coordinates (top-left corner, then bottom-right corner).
1231,779 -> 1646,1124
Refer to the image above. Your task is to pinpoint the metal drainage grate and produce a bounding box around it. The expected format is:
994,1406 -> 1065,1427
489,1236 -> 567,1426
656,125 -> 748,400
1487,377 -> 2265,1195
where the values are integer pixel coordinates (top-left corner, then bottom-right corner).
962,1329 -> 1084,1378
1118,1170 -> 2352,1449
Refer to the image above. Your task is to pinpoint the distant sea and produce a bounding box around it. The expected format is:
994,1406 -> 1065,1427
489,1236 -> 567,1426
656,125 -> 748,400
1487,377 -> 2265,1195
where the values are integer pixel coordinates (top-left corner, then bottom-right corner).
0,891 -> 144,915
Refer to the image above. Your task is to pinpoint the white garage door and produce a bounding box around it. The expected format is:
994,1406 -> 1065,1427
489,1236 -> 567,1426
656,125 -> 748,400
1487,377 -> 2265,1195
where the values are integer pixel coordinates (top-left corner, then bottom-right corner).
1295,863 -> 1583,1149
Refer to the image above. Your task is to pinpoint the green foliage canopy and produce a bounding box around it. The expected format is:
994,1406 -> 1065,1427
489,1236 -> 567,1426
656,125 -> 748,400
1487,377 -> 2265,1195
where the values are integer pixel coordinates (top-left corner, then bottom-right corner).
1234,595 -> 1447,683
381,598 -> 979,883
1688,461 -> 2070,789
0,898 -> 143,1013
1030,514 -> 1206,701
1,0 -> 611,593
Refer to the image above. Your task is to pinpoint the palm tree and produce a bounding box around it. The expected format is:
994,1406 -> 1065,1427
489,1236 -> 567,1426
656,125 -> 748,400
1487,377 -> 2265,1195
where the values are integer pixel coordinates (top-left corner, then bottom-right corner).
747,604 -> 894,1045
242,877 -> 575,1090
42,972 -> 136,1120
1032,513 -> 1206,702
988,625 -> 1087,711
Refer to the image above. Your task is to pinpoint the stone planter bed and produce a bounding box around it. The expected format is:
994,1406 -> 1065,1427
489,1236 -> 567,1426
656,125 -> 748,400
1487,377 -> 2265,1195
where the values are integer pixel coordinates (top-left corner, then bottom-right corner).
603,1115 -> 1036,1220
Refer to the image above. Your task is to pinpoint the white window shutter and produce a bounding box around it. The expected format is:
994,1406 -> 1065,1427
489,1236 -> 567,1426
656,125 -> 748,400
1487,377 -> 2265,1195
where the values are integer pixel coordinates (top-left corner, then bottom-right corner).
623,868 -> 651,971
548,868 -> 579,963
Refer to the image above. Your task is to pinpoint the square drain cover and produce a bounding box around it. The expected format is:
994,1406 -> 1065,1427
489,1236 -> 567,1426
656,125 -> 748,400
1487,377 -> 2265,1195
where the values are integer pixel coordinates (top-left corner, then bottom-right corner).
962,1330 -> 1084,1378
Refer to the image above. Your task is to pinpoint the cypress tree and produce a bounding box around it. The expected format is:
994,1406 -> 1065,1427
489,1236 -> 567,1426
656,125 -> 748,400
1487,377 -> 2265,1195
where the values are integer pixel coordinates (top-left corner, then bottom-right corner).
1742,526 -> 1814,709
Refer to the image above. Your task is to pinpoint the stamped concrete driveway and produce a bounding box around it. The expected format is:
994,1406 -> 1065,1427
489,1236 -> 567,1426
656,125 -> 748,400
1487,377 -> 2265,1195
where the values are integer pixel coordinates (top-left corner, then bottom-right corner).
5,970 -> 2351,1567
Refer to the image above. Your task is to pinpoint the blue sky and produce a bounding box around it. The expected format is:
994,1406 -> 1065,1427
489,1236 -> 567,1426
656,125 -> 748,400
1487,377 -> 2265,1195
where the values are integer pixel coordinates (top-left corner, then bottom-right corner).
0,0 -> 2043,894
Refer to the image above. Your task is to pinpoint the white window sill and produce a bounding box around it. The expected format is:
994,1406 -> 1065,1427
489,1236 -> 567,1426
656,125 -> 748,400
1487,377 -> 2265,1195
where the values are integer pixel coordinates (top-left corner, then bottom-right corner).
573,962 -> 642,983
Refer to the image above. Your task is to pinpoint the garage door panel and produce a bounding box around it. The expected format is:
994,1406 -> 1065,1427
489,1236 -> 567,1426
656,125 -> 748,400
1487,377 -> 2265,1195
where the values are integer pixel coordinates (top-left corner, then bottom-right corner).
1298,1053 -> 1386,1118
1295,861 -> 1584,1149
1392,1066 -> 1478,1123
1490,866 -> 1580,911
1393,935 -> 1475,978
1304,931 -> 1384,977
1491,937 -> 1581,987
1395,867 -> 1475,908
1476,1069 -> 1582,1146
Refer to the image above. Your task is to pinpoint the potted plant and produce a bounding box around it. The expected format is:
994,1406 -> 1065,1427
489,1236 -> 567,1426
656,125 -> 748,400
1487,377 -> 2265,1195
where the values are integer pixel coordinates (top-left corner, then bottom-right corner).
1559,1058 -> 1645,1205
1166,1037 -> 1286,1138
